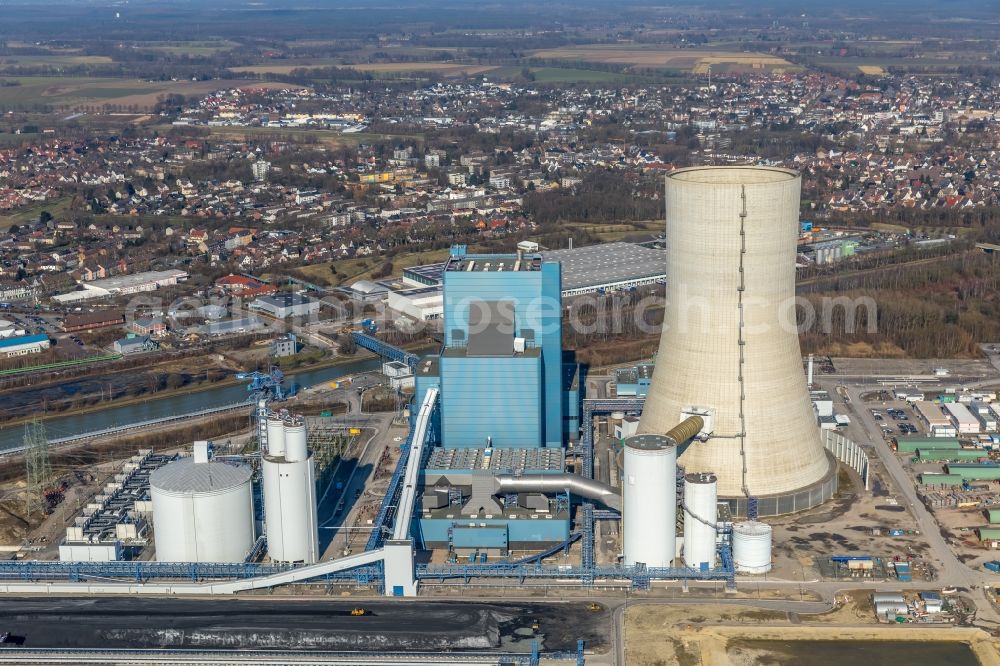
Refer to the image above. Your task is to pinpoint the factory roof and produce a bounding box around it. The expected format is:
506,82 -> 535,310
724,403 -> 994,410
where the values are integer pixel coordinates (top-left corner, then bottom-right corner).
85,269 -> 187,292
425,447 -> 565,473
405,241 -> 666,295
0,333 -> 47,349
416,355 -> 440,377
253,293 -> 314,307
403,262 -> 447,283
149,457 -> 252,495
541,242 -> 665,292
614,362 -> 654,383
442,345 -> 540,359
624,433 -> 672,451
445,253 -> 542,273
348,279 -> 387,295
395,285 -> 442,298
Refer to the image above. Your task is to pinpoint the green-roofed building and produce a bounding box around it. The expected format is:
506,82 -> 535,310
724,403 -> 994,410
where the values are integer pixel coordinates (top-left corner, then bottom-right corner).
919,473 -> 963,487
977,528 -> 1000,543
917,448 -> 989,462
945,464 -> 1000,481
986,509 -> 1000,524
896,437 -> 961,453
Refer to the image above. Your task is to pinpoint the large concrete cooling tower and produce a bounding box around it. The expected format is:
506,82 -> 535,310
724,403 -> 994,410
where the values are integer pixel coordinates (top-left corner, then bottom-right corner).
639,166 -> 836,516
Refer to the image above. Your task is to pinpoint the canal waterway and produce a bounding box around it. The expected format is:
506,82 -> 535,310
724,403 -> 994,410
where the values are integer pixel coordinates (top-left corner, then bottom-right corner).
0,356 -> 386,452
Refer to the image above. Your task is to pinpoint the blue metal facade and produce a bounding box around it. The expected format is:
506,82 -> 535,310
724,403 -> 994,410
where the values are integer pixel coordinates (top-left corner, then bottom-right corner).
440,354 -> 542,448
439,253 -> 563,448
417,516 -> 571,546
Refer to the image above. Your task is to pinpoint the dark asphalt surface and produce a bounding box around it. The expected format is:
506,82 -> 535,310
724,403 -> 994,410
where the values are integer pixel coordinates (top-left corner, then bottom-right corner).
0,598 -> 609,653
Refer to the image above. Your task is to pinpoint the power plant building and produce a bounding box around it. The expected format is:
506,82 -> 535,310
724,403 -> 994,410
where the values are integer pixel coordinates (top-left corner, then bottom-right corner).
410,246 -> 583,552
639,167 -> 837,516
415,245 -> 565,449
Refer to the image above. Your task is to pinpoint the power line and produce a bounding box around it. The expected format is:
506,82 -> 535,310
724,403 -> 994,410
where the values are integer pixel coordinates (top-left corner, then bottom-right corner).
23,417 -> 52,516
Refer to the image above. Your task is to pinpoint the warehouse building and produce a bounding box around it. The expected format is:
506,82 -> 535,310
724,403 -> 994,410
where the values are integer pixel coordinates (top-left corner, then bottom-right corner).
63,310 -> 125,333
895,437 -> 961,453
0,333 -> 50,357
943,402 -> 981,435
249,293 -> 320,319
403,241 -> 666,297
53,270 -> 188,304
113,335 -> 159,355
913,401 -> 957,437
342,279 -> 389,303
388,286 -> 443,321
541,241 -> 666,296
197,316 -> 264,336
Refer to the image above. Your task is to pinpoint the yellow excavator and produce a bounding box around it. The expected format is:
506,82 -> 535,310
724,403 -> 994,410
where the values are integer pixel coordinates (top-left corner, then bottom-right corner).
350,608 -> 368,616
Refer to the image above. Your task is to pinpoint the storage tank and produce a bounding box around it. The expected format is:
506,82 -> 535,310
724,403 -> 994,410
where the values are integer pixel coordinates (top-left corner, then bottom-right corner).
284,422 -> 308,462
639,167 -> 836,516
732,521 -> 773,573
266,416 -> 286,457
263,417 -> 319,564
683,472 -> 718,569
623,434 -> 676,568
150,456 -> 254,562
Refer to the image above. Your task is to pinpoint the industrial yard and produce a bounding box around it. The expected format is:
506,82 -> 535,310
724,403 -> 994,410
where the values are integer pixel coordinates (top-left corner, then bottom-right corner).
0,167 -> 997,666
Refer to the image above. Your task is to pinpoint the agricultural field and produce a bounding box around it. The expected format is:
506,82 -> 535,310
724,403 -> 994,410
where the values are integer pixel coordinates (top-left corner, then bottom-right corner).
349,62 -> 496,76
229,60 -> 346,75
530,45 -> 797,73
231,61 -> 495,78
196,125 -> 419,149
135,41 -> 238,56
487,66 -> 638,83
808,55 -> 977,74
0,55 -> 114,69
0,77 -> 303,112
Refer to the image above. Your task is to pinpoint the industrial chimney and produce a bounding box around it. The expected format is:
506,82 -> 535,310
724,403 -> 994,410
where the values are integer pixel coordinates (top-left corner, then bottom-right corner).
639,167 -> 836,516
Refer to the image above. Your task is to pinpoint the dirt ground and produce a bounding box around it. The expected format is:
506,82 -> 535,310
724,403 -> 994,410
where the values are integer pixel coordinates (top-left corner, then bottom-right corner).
624,603 -> 1000,666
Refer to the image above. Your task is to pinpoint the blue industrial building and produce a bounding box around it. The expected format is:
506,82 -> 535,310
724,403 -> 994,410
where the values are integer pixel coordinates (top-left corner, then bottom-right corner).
411,246 -> 577,553
415,245 -> 566,449
416,448 -> 571,551
613,363 -> 654,397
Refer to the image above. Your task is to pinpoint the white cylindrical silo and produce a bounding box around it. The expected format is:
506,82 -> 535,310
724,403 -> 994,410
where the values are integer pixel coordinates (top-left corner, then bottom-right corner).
263,418 -> 318,564
683,472 -> 718,570
150,457 -> 254,563
284,420 -> 308,463
732,521 -> 773,574
623,434 -> 676,568
266,417 -> 286,457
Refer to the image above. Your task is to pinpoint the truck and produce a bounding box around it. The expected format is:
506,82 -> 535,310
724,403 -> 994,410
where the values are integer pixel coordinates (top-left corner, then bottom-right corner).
984,561 -> 1000,573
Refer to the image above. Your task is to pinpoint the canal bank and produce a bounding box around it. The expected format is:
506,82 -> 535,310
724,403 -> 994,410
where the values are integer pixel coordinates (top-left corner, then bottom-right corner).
0,354 -> 389,452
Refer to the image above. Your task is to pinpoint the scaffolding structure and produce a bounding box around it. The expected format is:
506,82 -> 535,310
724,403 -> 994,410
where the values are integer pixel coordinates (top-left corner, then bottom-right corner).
23,418 -> 52,516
